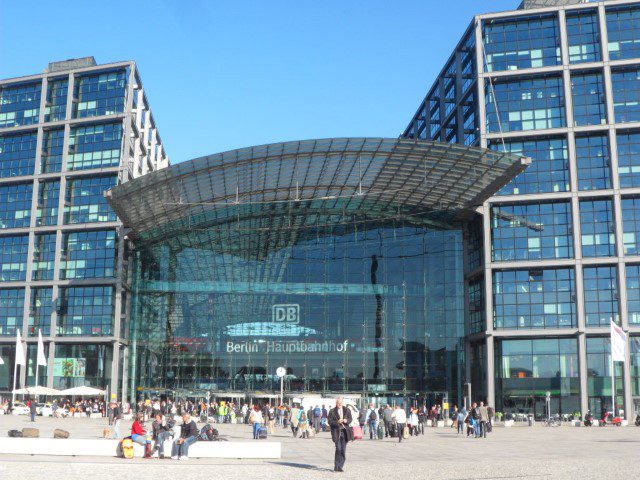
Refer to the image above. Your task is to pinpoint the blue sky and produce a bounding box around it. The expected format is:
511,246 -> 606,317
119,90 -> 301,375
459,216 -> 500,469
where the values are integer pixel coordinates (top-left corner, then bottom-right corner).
0,0 -> 516,163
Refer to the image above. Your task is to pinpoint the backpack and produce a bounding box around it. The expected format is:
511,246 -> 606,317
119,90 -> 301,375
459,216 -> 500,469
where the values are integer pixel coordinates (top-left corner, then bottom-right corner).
199,424 -> 218,441
369,411 -> 376,421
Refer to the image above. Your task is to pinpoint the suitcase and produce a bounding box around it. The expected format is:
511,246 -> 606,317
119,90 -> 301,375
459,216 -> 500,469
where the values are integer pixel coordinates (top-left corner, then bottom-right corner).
258,427 -> 268,439
122,438 -> 135,459
53,429 -> 70,439
8,429 -> 22,438
22,427 -> 39,438
352,425 -> 363,440
377,424 -> 384,439
402,426 -> 409,439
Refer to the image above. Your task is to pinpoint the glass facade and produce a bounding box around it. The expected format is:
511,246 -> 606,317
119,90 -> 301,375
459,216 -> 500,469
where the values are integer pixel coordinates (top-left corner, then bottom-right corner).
617,131 -> 640,188
612,68 -> 640,123
53,343 -> 112,389
571,73 -> 607,127
60,230 -> 116,279
486,76 -> 565,133
495,338 -> 579,418
576,135 -> 611,191
583,266 -> 619,327
32,233 -> 56,281
0,82 -> 41,128
566,9 -> 601,63
36,180 -> 60,226
0,132 -> 37,178
41,129 -> 64,173
0,288 -> 25,335
68,123 -> 123,171
44,78 -> 68,122
493,268 -> 576,330
0,235 -> 28,282
607,5 -> 640,61
73,70 -> 127,119
626,265 -> 640,325
622,197 -> 640,255
0,182 -> 32,229
580,199 -> 615,257
57,286 -> 114,336
586,337 -> 624,417
64,175 -> 117,224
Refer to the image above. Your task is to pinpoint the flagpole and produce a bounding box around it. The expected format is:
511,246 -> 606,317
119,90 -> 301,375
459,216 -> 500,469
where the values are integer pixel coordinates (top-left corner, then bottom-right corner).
611,347 -> 615,418
12,353 -> 18,405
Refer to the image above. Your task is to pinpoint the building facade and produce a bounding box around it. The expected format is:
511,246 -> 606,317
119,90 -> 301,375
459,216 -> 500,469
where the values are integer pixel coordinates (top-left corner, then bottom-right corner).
107,139 -> 527,407
404,0 -> 640,418
0,57 -> 169,401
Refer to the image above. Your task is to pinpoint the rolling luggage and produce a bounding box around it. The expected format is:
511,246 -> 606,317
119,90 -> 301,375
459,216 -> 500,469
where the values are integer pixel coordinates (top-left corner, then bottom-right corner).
258,427 -> 268,439
377,424 -> 384,439
352,425 -> 363,440
8,429 -> 22,438
402,426 -> 409,439
53,429 -> 70,439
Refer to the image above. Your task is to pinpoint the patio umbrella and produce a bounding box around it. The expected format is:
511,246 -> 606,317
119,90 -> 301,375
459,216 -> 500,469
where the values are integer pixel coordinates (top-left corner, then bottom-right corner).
12,386 -> 61,396
59,385 -> 106,396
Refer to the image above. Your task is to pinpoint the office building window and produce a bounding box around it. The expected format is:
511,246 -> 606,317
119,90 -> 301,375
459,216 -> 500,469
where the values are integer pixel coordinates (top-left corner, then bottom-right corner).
626,265 -> 640,325
36,180 -> 60,226
491,137 -> 569,195
0,183 -> 32,229
580,199 -> 615,257
493,268 -> 576,329
586,337 -> 624,416
57,287 -> 114,336
32,233 -> 56,281
0,133 -> 37,178
73,70 -> 127,119
29,288 -> 53,336
566,10 -> 601,63
483,15 -> 561,72
0,235 -> 28,282
618,131 -> 640,188
486,76 -> 565,133
607,5 -> 640,61
469,277 -> 485,334
576,135 -> 611,191
622,197 -> 640,255
64,175 -> 117,224
571,72 -> 607,126
68,123 -> 122,171
612,68 -> 640,123
0,289 -> 25,336
41,129 -> 64,174
583,266 -> 619,327
53,344 -> 112,388
491,201 -> 573,261
44,78 -> 68,122
0,82 -> 41,128
60,230 -> 116,279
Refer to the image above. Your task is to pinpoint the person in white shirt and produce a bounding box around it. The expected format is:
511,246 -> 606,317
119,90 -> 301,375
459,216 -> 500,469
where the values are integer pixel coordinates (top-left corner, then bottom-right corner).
249,405 -> 264,439
408,408 -> 419,436
391,405 -> 407,443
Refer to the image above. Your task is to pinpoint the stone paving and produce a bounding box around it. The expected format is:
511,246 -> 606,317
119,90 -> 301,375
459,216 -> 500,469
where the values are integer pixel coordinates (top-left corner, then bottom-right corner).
0,415 -> 639,479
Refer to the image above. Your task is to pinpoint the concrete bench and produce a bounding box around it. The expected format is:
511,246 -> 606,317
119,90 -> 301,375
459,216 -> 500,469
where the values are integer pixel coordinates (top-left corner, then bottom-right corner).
0,437 -> 281,459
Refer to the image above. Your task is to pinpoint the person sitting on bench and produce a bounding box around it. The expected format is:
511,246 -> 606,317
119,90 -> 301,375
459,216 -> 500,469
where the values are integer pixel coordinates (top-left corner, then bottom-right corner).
131,413 -> 152,454
171,413 -> 198,460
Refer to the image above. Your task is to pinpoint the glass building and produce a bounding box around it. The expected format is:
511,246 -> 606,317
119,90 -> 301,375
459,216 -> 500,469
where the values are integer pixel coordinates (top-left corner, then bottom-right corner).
107,139 -> 527,405
404,0 -> 640,418
0,57 -> 169,399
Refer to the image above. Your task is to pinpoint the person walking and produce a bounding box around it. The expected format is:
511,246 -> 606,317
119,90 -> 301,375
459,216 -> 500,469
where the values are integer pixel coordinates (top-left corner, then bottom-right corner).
365,403 -> 379,440
479,402 -> 489,438
408,408 -> 419,436
113,402 -> 122,439
290,404 -> 300,437
249,405 -> 263,440
382,404 -> 393,437
28,398 -> 37,422
456,407 -> 467,435
328,397 -> 353,472
391,405 -> 407,443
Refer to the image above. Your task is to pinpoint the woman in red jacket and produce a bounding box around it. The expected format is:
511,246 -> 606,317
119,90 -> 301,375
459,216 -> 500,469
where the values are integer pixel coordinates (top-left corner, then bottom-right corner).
131,413 -> 152,452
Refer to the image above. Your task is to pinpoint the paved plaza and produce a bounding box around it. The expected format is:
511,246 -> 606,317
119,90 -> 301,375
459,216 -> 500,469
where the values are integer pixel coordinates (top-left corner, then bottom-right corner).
0,416 -> 639,479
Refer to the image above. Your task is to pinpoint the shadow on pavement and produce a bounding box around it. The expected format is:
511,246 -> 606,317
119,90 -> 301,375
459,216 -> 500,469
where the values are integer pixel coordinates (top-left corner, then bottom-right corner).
269,461 -> 332,472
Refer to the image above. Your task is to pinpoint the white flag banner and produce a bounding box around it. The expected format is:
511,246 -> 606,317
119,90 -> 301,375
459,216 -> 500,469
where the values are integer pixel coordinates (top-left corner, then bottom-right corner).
611,320 -> 628,362
37,330 -> 47,366
15,329 -> 25,366
0,355 -> 4,365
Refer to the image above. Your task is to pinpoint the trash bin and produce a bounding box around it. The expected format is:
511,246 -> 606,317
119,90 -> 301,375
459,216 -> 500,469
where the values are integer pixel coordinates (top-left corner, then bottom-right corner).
528,414 -> 534,427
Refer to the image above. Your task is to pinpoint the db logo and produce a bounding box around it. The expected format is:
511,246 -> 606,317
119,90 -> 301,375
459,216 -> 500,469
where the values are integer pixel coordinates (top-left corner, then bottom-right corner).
272,304 -> 300,324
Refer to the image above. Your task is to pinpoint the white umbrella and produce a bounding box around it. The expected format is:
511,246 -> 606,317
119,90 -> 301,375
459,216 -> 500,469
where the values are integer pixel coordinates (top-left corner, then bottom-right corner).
59,385 -> 106,396
12,386 -> 61,396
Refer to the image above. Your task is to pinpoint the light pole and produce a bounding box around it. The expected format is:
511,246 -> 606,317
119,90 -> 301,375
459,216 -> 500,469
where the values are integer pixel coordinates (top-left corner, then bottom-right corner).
276,367 -> 286,406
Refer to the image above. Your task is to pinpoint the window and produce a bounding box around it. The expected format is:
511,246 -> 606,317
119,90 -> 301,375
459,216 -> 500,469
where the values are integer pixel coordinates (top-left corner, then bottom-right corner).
612,68 -> 640,123
32,233 -> 56,281
0,235 -> 28,282
68,123 -> 122,171
483,15 -> 561,72
491,137 -> 569,195
60,230 -> 116,279
491,201 -> 573,261
64,176 -> 117,224
73,70 -> 127,119
622,197 -> 640,255
566,10 -> 601,63
469,278 -> 485,334
29,288 -> 52,336
0,183 -> 32,229
486,76 -> 565,133
0,133 -> 37,178
44,78 -> 68,122
493,268 -> 576,329
576,135 -> 611,191
618,131 -> 640,188
580,199 -> 615,257
36,180 -> 60,226
53,344 -> 112,388
571,72 -> 607,126
626,265 -> 640,325
607,6 -> 640,61
0,289 -> 25,336
0,82 -> 41,128
41,129 -> 64,173
57,287 -> 114,336
583,266 -> 619,327
586,337 -> 624,415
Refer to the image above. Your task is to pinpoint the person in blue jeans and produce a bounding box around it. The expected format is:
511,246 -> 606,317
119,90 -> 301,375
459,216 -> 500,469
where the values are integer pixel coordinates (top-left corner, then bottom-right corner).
365,403 -> 379,440
171,413 -> 199,460
249,405 -> 264,439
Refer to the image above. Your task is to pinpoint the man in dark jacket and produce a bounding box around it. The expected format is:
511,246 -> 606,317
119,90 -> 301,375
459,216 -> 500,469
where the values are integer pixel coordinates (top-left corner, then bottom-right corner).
171,413 -> 198,460
152,413 -> 175,458
328,397 -> 353,472
29,399 -> 37,422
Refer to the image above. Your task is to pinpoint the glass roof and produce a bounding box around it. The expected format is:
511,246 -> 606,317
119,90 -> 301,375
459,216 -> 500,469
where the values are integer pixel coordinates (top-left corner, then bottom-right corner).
107,138 -> 529,243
